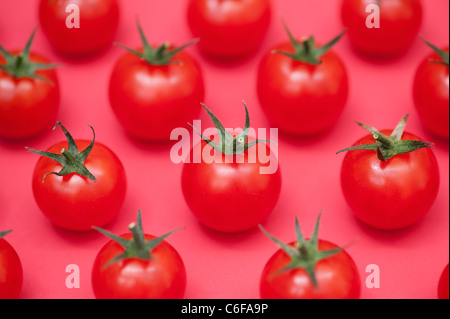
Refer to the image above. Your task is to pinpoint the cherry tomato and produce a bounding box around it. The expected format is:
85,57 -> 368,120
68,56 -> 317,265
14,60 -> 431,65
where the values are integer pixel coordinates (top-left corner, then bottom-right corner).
109,22 -> 204,141
341,0 -> 423,58
438,264 -> 449,299
187,0 -> 271,60
0,230 -> 23,299
0,32 -> 59,140
257,25 -> 348,137
413,41 -> 449,139
92,211 -> 186,299
259,215 -> 361,299
27,123 -> 127,231
182,103 -> 281,233
39,0 -> 120,57
338,116 -> 440,230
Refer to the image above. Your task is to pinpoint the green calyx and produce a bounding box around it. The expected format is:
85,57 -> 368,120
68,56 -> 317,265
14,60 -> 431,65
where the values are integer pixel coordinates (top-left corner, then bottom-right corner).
93,210 -> 182,268
337,114 -> 433,162
0,230 -> 13,240
116,20 -> 199,66
0,29 -> 59,83
259,212 -> 343,288
190,101 -> 274,156
26,122 -> 97,182
273,21 -> 347,65
421,37 -> 449,67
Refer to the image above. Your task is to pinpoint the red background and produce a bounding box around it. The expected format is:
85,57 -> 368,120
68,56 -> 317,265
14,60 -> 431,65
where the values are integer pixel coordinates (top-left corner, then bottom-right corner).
0,0 -> 448,299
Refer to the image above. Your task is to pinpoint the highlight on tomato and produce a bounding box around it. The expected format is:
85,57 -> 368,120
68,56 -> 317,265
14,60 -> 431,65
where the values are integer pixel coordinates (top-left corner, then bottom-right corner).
187,0 -> 272,60
109,20 -> 205,142
337,115 -> 440,230
257,21 -> 348,137
0,29 -> 60,140
413,39 -> 449,140
91,210 -> 186,299
39,0 -> 120,57
181,102 -> 282,233
0,230 -> 23,299
26,122 -> 127,231
259,212 -> 361,299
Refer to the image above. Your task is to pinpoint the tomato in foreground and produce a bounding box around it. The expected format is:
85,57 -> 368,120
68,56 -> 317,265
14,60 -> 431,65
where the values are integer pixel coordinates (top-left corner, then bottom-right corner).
187,0 -> 271,60
0,30 -> 60,140
92,210 -> 186,299
259,213 -> 361,299
341,0 -> 423,58
182,102 -> 281,233
39,0 -> 120,57
0,230 -> 23,299
338,115 -> 440,230
27,122 -> 127,231
257,22 -> 348,137
438,263 -> 449,299
413,40 -> 449,140
109,21 -> 204,141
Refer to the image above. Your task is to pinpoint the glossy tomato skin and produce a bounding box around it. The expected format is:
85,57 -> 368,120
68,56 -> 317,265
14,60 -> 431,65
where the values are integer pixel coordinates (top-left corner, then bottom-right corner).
0,52 -> 59,140
187,0 -> 271,60
260,239 -> 361,299
92,233 -> 187,299
109,47 -> 205,141
31,140 -> 127,231
413,47 -> 449,140
0,237 -> 23,299
182,138 -> 281,233
438,264 -> 449,299
341,130 -> 440,230
341,0 -> 423,58
39,0 -> 120,57
257,41 -> 349,136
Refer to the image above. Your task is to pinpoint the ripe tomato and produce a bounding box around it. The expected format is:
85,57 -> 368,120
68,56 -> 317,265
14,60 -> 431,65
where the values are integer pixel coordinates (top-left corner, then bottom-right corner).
27,122 -> 127,231
0,31 -> 59,140
413,41 -> 449,140
438,264 -> 449,299
0,230 -> 23,299
182,103 -> 281,233
109,22 -> 204,141
259,214 -> 361,299
341,0 -> 423,58
257,24 -> 348,137
39,0 -> 120,57
187,0 -> 271,60
338,116 -> 440,230
92,210 -> 186,299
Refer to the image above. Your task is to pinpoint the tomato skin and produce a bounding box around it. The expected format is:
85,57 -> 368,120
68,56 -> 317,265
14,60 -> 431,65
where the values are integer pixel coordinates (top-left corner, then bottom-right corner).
438,264 -> 449,299
0,52 -> 59,140
0,237 -> 23,299
413,47 -> 449,140
182,138 -> 281,233
39,0 -> 120,57
257,41 -> 349,137
109,47 -> 205,141
260,239 -> 361,299
31,140 -> 127,231
92,233 -> 186,299
341,0 -> 423,58
341,130 -> 440,230
187,0 -> 271,60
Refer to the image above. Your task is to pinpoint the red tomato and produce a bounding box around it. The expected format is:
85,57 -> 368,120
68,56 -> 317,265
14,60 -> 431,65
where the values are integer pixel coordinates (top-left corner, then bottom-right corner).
92,212 -> 186,299
187,0 -> 271,60
438,264 -> 449,299
28,123 -> 127,231
340,128 -> 440,230
413,44 -> 449,139
0,230 -> 23,299
39,0 -> 120,57
109,24 -> 204,141
341,0 -> 423,58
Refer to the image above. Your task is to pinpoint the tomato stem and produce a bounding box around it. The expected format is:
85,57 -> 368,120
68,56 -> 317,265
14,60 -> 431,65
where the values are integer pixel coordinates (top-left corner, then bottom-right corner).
0,230 -> 13,240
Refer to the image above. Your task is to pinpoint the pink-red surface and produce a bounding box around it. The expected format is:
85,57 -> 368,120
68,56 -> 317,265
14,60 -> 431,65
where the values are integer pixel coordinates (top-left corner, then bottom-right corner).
0,0 -> 448,299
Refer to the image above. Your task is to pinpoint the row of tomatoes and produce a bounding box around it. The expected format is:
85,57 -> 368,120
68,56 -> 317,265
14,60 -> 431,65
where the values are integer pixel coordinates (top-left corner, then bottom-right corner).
0,0 -> 449,299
